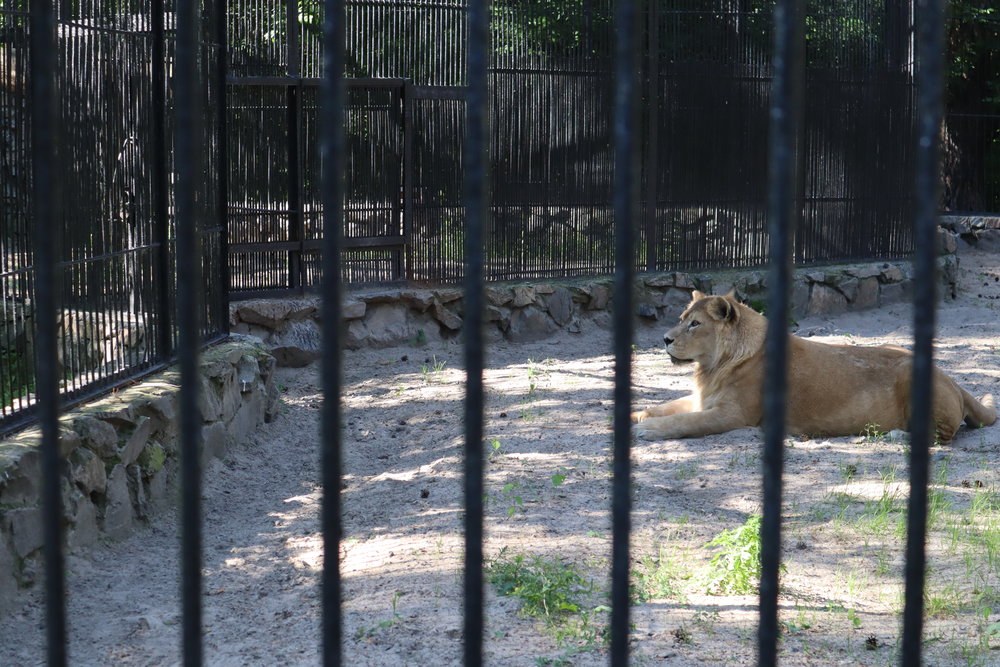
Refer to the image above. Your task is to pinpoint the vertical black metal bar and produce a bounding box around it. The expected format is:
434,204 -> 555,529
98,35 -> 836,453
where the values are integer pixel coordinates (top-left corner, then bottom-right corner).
216,0 -> 230,333
463,0 -> 488,664
288,82 -> 303,291
903,0 -> 944,663
759,1 -> 804,664
320,0 -> 345,663
643,0 -> 658,272
175,0 -> 204,661
151,0 -> 172,358
30,0 -> 66,662
611,0 -> 639,661
402,79 -> 414,281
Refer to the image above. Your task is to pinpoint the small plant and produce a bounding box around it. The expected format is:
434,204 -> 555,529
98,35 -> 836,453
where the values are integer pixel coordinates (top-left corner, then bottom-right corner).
846,607 -> 862,629
420,355 -> 446,383
671,626 -> 694,645
499,482 -> 525,517
550,471 -> 567,487
488,438 -> 505,462
704,515 -> 767,595
631,544 -> 688,603
409,328 -> 428,346
861,423 -> 888,443
487,549 -> 591,620
354,591 -> 404,640
840,462 -> 858,481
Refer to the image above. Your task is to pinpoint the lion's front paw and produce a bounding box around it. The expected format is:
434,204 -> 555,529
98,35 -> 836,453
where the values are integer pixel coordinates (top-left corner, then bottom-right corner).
633,422 -> 662,441
631,410 -> 649,424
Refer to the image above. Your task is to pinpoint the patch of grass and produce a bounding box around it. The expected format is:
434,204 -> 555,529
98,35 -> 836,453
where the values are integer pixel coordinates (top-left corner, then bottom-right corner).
704,515 -> 766,595
354,591 -> 404,640
487,549 -> 609,651
630,544 -> 689,603
420,355 -> 446,383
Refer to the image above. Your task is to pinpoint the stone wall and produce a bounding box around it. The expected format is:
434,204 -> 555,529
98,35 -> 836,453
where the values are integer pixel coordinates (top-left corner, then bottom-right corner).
0,337 -> 278,615
232,254 -> 960,362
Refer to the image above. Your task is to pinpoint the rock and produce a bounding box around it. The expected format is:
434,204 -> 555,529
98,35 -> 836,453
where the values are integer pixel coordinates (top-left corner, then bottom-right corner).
345,319 -> 369,349
102,464 -> 133,539
268,319 -> 321,367
364,303 -> 410,347
485,305 -> 507,322
835,277 -> 860,303
0,538 -> 15,615
674,272 -> 695,289
637,304 -> 658,319
59,427 -> 81,457
976,229 -> 1000,252
657,288 -> 693,320
937,228 -> 957,255
643,274 -> 673,288
70,446 -> 107,495
68,496 -> 99,549
506,306 -> 558,343
5,507 -> 43,558
485,286 -> 513,307
431,300 -> 463,331
845,265 -> 881,279
235,300 -> 294,330
342,300 -> 366,320
120,416 -> 153,467
588,284 -> 611,310
400,290 -> 435,312
202,422 -> 228,462
74,416 -> 119,458
807,284 -> 848,316
126,465 -> 149,520
511,286 -> 536,308
880,266 -> 904,283
790,281 -> 811,316
434,288 -> 463,304
544,287 -> 574,327
853,277 -> 879,310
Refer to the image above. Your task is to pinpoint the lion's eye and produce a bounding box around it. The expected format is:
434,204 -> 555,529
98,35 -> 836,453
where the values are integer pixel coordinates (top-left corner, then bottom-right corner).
689,320 -> 701,329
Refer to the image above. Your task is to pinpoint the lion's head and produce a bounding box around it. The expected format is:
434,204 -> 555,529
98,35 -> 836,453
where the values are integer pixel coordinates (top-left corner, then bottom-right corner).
663,291 -> 762,370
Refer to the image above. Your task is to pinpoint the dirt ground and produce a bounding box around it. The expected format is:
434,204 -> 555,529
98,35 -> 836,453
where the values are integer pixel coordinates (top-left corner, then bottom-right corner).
2,246 -> 1000,666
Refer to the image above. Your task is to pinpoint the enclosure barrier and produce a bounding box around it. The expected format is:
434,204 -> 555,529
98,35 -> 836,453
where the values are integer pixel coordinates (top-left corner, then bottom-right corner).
28,0 -> 945,665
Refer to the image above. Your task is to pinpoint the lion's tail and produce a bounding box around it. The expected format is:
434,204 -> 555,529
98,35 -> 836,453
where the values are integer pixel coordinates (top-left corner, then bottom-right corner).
963,390 -> 997,428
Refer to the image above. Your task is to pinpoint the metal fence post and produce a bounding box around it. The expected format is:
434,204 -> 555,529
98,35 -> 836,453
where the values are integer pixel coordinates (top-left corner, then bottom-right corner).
759,1 -> 804,664
611,0 -> 639,661
903,0 -> 945,663
463,0 -> 489,664
29,0 -> 66,662
175,0 -> 205,661
320,0 -> 346,664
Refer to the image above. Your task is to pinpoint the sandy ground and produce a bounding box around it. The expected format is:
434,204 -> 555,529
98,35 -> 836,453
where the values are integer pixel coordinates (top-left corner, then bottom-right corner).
2,246 -> 1000,666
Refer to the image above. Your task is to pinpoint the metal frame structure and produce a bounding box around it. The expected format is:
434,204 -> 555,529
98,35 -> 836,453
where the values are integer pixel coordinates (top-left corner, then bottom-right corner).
26,0 -> 946,665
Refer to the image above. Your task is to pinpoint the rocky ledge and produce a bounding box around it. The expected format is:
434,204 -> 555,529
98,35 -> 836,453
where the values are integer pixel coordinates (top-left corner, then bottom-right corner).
0,338 -> 278,615
232,253 -> 960,364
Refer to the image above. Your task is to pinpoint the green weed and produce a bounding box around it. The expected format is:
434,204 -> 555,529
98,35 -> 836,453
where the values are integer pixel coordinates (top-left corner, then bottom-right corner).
704,515 -> 768,595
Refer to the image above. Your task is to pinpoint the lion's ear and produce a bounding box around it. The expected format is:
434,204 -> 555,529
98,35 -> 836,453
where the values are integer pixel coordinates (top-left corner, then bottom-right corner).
708,296 -> 739,323
691,289 -> 706,301
725,288 -> 738,300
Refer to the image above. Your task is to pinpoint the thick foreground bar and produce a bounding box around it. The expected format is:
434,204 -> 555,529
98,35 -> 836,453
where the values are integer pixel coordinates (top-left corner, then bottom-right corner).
610,0 -> 639,661
903,0 -> 945,663
30,0 -> 66,663
759,1 -> 804,664
463,1 -> 489,664
174,0 -> 205,662
320,1 -> 347,665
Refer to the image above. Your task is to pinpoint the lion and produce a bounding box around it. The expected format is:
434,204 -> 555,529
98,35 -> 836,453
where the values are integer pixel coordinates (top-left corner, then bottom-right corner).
631,291 -> 997,444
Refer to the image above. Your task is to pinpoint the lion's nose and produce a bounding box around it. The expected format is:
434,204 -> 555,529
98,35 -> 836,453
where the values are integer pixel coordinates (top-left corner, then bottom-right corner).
663,334 -> 674,347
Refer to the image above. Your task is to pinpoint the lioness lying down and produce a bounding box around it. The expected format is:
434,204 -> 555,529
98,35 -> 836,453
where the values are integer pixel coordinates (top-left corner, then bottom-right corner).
631,291 -> 997,444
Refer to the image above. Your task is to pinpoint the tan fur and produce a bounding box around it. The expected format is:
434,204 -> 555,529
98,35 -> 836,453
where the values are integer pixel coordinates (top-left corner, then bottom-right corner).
631,291 -> 997,443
